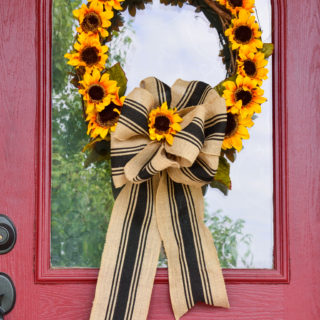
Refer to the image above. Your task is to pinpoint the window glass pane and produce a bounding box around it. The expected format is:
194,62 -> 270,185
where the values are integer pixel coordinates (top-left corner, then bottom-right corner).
51,0 -> 273,268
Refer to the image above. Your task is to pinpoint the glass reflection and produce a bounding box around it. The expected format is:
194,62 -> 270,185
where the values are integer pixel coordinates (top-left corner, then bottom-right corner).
51,0 -> 273,268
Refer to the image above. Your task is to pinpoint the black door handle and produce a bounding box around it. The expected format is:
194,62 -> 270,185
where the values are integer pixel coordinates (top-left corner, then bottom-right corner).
0,305 -> 5,320
0,273 -> 16,319
0,214 -> 17,255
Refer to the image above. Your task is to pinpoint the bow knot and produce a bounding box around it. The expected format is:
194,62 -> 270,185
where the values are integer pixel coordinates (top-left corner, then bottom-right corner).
112,77 -> 227,188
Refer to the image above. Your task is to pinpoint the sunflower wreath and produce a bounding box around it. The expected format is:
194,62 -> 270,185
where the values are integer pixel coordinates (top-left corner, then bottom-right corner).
65,0 -> 273,193
65,1 -> 273,319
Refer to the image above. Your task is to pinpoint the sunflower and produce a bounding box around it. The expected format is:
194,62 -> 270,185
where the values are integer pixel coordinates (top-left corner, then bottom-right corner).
216,0 -> 255,15
86,95 -> 125,139
87,0 -> 124,11
64,33 -> 108,71
222,112 -> 254,152
148,102 -> 182,145
237,47 -> 268,85
73,2 -> 113,38
79,68 -> 119,113
223,75 -> 266,117
225,9 -> 262,53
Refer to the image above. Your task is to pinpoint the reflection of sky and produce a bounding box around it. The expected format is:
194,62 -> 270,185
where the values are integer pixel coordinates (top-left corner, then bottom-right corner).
118,0 -> 273,268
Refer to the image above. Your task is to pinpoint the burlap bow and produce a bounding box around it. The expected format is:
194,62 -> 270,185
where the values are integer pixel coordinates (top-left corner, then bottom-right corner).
90,77 -> 230,320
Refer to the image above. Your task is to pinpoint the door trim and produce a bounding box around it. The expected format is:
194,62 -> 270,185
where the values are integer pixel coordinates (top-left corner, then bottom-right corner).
35,0 -> 289,284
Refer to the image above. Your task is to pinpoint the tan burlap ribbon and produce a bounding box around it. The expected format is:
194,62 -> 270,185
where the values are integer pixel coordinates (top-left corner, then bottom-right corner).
90,77 -> 230,320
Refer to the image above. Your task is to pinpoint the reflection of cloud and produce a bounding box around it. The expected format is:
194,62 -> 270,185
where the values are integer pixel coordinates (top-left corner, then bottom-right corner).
122,0 -> 226,92
118,0 -> 273,268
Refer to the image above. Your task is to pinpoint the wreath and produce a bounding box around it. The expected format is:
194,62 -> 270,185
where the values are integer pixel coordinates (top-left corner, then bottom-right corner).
64,0 -> 273,195
64,1 -> 273,318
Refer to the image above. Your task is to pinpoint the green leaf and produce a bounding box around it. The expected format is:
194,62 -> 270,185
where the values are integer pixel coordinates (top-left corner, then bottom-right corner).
214,74 -> 237,97
262,43 -> 274,59
202,184 -> 208,196
210,180 -> 229,196
210,156 -> 231,194
84,148 -> 109,168
213,81 -> 225,97
107,62 -> 128,97
223,148 -> 236,163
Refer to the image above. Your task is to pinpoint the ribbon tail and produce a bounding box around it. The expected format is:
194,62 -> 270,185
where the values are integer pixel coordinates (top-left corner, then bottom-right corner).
90,180 -> 161,320
156,173 -> 229,320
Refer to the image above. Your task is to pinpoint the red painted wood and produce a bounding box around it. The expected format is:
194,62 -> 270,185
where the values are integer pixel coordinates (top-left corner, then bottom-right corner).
1,0 -> 320,319
283,0 -> 320,319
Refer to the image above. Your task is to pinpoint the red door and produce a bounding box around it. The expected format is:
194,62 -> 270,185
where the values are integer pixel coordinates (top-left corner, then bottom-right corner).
1,0 -> 320,319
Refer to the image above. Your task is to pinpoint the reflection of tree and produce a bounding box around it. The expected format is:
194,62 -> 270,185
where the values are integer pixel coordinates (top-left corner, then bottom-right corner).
51,0 -> 118,267
204,209 -> 253,268
51,89 -> 114,267
52,0 -> 252,268
158,209 -> 253,268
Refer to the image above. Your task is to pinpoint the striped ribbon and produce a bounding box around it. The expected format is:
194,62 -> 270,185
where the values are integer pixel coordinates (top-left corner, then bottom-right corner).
90,77 -> 230,320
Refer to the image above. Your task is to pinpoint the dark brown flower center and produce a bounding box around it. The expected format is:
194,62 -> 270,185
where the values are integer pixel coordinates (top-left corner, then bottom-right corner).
82,12 -> 101,32
81,47 -> 100,66
88,84 -> 105,101
97,102 -> 120,127
243,60 -> 257,76
154,115 -> 170,132
225,113 -> 239,138
235,25 -> 253,43
235,89 -> 252,106
228,0 -> 243,8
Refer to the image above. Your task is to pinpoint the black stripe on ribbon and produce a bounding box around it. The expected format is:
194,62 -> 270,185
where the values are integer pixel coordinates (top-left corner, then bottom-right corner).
120,102 -> 149,135
118,118 -> 148,136
204,114 -> 227,137
206,134 -> 225,142
105,184 -> 139,319
176,81 -> 198,110
155,78 -> 164,105
183,81 -> 211,109
182,184 -> 214,305
171,178 -> 206,304
167,177 -> 193,308
111,153 -> 137,169
155,77 -> 172,107
162,81 -> 172,107
125,99 -> 149,117
112,170 -> 124,177
181,118 -> 205,147
188,160 -> 216,182
133,151 -> 160,182
111,144 -> 147,157
176,81 -> 211,111
205,114 -> 227,128
174,133 -> 202,150
174,117 -> 204,150
198,86 -> 212,105
181,167 -> 203,183
125,180 -> 153,320
106,181 -> 153,320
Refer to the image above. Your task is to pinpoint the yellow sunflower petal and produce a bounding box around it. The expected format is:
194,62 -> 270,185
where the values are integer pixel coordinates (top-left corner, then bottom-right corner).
165,134 -> 174,145
92,68 -> 101,82
171,122 -> 181,131
233,137 -> 243,151
224,80 -> 237,91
